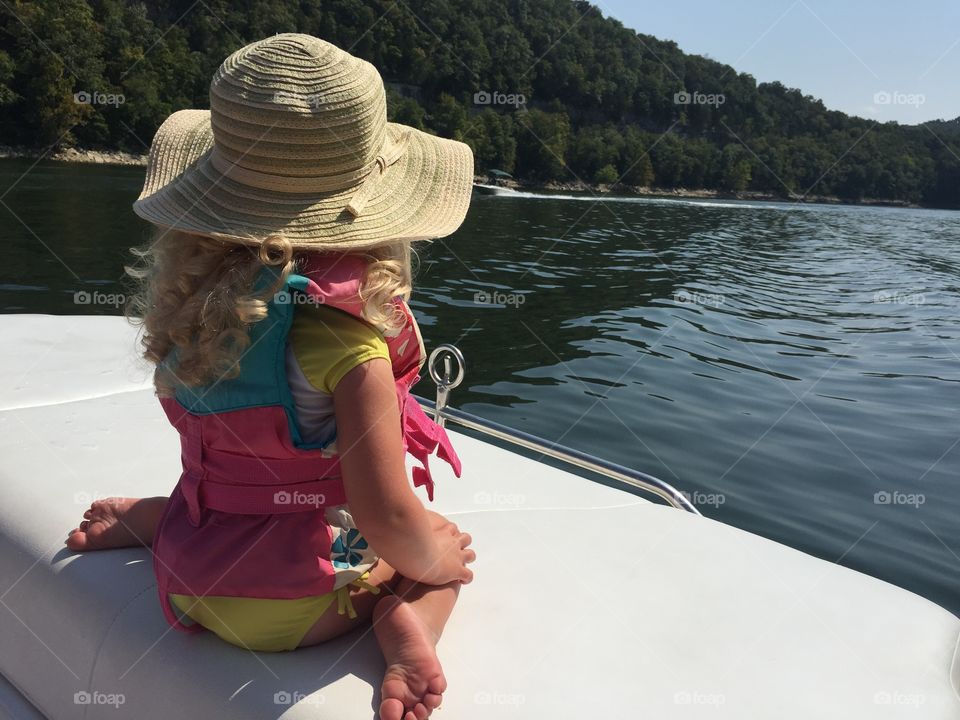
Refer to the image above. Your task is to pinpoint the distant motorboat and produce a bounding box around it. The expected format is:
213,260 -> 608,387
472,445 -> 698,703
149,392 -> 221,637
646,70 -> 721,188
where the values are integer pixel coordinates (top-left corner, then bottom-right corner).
472,182 -> 520,196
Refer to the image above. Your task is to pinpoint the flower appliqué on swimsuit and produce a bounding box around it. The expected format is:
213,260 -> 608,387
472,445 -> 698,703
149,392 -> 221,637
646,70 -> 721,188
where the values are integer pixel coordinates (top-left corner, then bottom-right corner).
331,528 -> 369,569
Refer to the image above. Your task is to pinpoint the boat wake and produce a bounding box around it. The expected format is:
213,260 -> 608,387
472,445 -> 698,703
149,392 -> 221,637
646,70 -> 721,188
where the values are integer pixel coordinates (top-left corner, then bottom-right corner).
477,185 -> 789,210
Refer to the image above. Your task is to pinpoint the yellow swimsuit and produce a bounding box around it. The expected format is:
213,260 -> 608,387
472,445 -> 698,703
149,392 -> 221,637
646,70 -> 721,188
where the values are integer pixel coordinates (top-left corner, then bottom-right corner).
170,571 -> 383,652
169,304 -> 391,652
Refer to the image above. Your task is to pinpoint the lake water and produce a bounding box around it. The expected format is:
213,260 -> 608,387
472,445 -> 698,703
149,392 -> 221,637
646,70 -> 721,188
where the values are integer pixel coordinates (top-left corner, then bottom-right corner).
2,159 -> 958,615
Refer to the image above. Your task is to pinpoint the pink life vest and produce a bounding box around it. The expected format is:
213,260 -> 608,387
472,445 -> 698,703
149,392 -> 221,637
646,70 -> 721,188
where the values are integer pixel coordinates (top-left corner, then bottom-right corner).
151,253 -> 462,632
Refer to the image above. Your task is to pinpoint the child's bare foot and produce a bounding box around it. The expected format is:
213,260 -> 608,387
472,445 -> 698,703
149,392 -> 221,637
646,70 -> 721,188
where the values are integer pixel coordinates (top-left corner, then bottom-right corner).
66,497 -> 163,551
373,594 -> 447,720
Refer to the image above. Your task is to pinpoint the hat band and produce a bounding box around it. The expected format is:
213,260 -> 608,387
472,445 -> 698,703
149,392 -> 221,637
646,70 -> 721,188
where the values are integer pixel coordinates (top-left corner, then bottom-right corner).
208,130 -> 410,216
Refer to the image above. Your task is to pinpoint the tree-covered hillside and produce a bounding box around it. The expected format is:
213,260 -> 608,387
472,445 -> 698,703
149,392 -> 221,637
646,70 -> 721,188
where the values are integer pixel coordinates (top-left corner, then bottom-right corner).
1,0 -> 958,207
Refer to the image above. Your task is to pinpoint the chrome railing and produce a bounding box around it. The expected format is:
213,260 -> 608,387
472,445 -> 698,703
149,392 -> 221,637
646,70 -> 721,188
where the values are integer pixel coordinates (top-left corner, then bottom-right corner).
415,344 -> 701,515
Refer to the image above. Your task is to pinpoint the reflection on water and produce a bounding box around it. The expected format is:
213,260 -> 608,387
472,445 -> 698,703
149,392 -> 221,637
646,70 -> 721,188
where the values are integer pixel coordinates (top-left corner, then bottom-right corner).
2,159 -> 959,615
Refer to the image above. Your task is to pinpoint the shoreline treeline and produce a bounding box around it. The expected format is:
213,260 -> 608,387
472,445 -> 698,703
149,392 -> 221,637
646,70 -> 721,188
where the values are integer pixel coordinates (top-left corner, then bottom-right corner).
1,0 -> 957,207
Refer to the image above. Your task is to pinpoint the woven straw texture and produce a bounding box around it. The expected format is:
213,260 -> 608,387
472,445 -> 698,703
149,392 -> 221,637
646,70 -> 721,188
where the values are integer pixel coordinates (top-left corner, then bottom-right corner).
133,34 -> 474,249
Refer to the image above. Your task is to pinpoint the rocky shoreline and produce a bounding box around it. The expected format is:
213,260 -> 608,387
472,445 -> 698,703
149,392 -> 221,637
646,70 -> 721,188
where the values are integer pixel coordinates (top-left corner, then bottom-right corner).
0,145 -> 148,166
0,145 -> 921,208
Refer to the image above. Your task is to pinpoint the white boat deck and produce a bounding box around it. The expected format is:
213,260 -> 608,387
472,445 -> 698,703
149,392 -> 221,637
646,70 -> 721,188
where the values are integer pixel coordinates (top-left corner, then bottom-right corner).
0,315 -> 957,719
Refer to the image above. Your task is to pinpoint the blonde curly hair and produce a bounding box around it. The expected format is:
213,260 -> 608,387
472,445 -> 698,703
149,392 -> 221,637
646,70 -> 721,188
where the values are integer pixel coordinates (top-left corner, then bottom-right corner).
125,229 -> 414,394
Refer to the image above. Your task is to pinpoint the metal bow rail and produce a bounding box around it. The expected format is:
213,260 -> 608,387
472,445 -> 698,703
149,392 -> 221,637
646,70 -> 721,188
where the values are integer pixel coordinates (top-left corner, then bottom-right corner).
414,344 -> 701,515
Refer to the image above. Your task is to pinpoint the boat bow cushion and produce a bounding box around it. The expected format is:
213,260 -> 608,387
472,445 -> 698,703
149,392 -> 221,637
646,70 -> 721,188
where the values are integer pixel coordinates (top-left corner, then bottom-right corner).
0,315 -> 958,719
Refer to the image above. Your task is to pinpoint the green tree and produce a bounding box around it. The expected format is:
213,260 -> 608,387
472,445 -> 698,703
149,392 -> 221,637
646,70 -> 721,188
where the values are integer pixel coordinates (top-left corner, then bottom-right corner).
387,90 -> 427,130
429,93 -> 469,140
515,108 -> 571,180
620,128 -> 655,186
465,108 -> 517,174
568,125 -> 622,181
650,133 -> 684,187
720,144 -> 752,191
594,163 -> 618,184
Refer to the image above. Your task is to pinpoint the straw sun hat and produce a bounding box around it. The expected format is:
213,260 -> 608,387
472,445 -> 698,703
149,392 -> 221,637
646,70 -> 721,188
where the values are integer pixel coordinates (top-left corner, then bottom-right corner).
133,33 -> 474,249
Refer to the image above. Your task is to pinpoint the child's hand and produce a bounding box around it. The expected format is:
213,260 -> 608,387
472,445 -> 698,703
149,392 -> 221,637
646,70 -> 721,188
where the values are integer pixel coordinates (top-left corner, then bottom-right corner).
421,518 -> 475,586
427,509 -> 454,531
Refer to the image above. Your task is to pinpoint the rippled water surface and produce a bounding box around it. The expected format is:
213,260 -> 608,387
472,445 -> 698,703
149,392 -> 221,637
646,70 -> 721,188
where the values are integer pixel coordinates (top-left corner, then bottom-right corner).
2,159 -> 959,614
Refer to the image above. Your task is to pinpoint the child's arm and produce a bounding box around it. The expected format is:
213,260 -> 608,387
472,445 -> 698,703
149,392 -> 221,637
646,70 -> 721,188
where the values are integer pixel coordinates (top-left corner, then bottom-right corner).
334,357 -> 475,586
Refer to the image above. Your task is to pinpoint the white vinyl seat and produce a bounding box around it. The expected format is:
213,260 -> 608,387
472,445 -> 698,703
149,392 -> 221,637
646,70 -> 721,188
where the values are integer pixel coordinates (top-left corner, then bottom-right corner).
0,316 -> 957,719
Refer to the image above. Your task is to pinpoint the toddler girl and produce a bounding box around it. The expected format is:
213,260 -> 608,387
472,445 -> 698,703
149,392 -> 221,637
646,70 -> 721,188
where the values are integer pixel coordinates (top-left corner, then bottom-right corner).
66,33 -> 475,720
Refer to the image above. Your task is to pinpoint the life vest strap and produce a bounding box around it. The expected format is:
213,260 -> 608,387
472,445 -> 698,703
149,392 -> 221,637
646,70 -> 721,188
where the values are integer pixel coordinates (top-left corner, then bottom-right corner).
401,389 -> 463,502
196,474 -> 348,515
193,443 -> 341,484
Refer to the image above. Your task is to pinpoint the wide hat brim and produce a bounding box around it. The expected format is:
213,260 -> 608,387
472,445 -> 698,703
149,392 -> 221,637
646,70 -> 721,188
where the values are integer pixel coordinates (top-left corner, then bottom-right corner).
133,109 -> 474,249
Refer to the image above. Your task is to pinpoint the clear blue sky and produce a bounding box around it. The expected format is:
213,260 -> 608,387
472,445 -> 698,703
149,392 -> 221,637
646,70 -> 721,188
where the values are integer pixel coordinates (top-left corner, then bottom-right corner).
598,0 -> 959,124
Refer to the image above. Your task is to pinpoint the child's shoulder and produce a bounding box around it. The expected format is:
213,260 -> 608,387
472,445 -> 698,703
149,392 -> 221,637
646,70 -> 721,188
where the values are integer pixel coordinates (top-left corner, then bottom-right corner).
288,304 -> 390,395
290,302 -> 387,344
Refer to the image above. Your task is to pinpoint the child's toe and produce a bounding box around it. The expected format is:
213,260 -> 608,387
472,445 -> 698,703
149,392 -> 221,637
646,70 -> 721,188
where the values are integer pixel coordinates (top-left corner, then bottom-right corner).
427,674 -> 446,695
379,697 -> 404,720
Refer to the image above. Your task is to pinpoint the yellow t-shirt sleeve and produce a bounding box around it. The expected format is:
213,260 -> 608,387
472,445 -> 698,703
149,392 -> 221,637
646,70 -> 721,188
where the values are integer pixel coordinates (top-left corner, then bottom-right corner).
288,304 -> 390,395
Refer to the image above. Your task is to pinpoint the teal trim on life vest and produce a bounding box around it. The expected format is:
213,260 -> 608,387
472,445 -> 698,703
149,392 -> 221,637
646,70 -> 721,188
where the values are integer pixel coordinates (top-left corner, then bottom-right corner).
165,270 -> 331,451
